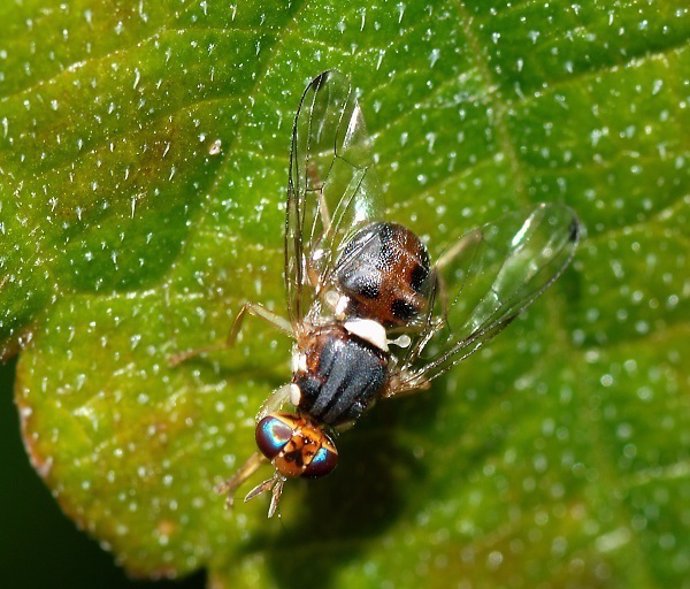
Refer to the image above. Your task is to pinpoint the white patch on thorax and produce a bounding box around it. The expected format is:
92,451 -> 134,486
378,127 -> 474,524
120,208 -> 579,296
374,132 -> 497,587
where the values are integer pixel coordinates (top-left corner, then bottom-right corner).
323,290 -> 351,320
334,295 -> 350,319
289,383 -> 301,406
343,318 -> 389,352
291,349 -> 307,373
324,289 -> 340,309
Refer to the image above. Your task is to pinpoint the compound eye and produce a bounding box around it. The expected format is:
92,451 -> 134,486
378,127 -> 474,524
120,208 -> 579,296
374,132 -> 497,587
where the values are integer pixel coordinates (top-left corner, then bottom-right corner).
255,415 -> 294,460
301,444 -> 338,479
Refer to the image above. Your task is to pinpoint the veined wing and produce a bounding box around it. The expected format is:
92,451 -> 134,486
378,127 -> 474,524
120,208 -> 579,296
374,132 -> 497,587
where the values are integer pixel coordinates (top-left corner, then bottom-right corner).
388,203 -> 581,395
285,70 -> 384,326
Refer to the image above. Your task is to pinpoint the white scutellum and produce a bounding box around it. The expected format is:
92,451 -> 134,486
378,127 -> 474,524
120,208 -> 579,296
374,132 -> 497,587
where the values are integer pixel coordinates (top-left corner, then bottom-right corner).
343,318 -> 389,352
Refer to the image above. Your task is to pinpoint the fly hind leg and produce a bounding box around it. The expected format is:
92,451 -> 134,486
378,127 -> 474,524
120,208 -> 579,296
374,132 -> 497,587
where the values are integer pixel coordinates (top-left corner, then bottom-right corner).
433,227 -> 484,325
168,302 -> 294,366
226,302 -> 293,346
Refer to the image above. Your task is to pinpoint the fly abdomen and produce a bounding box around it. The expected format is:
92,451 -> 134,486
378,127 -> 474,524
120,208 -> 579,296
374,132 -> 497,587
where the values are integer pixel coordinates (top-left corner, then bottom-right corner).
294,325 -> 389,426
334,222 -> 433,328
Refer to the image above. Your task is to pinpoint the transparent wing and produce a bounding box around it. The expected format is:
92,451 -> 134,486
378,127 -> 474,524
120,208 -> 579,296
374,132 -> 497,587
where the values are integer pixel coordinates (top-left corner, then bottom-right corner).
285,70 -> 384,326
388,203 -> 581,395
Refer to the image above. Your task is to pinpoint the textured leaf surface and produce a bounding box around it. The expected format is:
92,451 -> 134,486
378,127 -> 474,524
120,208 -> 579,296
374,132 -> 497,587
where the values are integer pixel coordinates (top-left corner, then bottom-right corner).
2,0 -> 690,587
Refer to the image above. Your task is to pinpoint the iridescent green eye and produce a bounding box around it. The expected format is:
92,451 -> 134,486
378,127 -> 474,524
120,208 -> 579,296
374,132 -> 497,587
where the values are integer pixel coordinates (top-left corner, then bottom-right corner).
255,415 -> 293,460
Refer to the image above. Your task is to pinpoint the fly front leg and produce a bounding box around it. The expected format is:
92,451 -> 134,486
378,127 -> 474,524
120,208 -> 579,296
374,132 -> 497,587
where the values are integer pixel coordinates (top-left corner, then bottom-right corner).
213,383 -> 295,513
256,382 -> 298,421
244,472 -> 287,518
214,452 -> 268,510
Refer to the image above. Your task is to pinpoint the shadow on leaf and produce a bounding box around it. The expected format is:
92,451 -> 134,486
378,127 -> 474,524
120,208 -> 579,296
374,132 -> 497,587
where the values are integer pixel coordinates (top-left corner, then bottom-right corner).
240,389 -> 444,588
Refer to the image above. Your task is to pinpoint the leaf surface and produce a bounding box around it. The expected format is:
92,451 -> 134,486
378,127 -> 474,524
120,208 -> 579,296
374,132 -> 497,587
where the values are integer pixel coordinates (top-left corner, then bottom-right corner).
2,1 -> 690,587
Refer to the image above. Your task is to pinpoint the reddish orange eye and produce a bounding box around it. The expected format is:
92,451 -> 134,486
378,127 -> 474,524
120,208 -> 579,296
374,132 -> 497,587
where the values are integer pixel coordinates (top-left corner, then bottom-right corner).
301,444 -> 338,478
255,415 -> 294,460
255,413 -> 339,479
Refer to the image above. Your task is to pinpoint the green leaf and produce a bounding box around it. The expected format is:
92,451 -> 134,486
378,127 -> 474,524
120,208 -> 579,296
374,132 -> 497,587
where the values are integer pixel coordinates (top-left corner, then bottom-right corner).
2,0 -> 690,587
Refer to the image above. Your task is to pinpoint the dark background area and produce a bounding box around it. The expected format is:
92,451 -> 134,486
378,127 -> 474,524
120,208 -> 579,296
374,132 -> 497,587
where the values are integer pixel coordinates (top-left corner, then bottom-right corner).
0,358 -> 205,589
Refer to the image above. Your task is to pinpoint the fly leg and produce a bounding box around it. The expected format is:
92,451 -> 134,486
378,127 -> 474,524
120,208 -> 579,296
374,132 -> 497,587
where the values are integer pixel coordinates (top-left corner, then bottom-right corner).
305,162 -> 369,292
226,302 -> 293,346
214,452 -> 268,510
214,382 -> 295,513
168,302 -> 293,366
256,382 -> 296,421
433,227 -> 484,322
244,472 -> 287,518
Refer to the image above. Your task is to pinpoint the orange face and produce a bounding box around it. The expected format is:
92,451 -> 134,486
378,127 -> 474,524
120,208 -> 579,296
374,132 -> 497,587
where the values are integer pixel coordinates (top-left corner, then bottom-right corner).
255,412 -> 338,479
